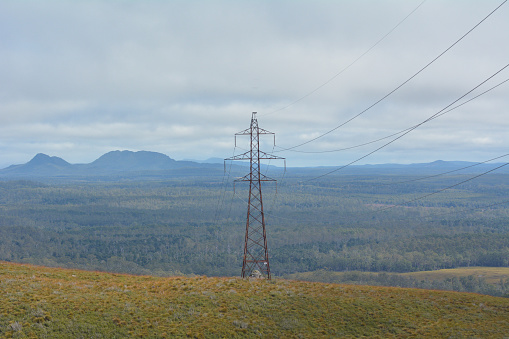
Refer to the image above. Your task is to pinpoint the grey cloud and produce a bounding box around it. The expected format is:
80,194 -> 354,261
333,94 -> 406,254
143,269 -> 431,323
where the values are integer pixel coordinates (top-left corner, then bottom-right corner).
0,1 -> 508,168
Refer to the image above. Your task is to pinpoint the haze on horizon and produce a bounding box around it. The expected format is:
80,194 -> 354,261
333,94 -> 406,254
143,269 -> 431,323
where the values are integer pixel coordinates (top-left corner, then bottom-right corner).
1,1 -> 508,170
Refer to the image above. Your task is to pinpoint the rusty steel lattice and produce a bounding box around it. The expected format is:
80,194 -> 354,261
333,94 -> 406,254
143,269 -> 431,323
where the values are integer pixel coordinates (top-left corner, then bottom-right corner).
225,112 -> 285,279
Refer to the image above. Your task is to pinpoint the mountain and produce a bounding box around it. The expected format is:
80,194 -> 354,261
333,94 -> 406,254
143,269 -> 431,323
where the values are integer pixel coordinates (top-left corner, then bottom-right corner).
28,153 -> 71,167
1,151 -> 507,181
0,153 -> 72,176
88,150 -> 177,172
0,150 -> 222,181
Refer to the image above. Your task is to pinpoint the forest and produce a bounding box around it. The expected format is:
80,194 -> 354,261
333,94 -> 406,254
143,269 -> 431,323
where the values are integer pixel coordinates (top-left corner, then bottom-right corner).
0,167 -> 508,296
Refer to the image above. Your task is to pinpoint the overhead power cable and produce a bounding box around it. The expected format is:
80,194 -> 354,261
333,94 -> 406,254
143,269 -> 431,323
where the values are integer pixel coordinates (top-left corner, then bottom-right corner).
423,199 -> 509,220
278,0 -> 507,152
237,176 -> 509,225
261,0 -> 428,117
376,153 -> 509,186
376,162 -> 509,212
368,198 -> 509,225
276,77 -> 509,154
301,62 -> 509,182
213,146 -> 238,225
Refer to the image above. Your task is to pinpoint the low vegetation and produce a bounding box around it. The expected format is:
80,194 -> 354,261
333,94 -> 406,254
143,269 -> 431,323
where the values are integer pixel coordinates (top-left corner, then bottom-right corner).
286,267 -> 509,297
1,262 -> 509,338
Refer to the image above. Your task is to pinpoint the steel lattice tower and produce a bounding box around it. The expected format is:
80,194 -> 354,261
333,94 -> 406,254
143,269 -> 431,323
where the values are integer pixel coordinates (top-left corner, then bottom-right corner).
225,112 -> 284,279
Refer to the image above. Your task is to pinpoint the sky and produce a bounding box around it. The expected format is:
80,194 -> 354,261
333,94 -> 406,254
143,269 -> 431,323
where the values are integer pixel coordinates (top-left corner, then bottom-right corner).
1,0 -> 508,168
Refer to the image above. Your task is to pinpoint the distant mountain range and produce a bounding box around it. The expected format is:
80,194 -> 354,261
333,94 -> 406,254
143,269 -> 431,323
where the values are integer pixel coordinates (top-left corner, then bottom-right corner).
0,150 -> 224,181
0,150 -> 507,181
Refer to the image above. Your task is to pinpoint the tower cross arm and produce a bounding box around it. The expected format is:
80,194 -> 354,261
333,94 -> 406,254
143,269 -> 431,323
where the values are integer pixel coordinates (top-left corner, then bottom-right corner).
234,124 -> 274,137
224,151 -> 250,162
225,151 -> 285,162
234,127 -> 252,136
234,172 -> 278,182
258,150 -> 285,161
257,128 -> 275,135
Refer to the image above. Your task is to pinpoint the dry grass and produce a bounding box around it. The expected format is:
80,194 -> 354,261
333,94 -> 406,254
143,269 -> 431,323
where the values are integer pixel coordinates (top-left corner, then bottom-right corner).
402,267 -> 509,284
1,261 -> 509,338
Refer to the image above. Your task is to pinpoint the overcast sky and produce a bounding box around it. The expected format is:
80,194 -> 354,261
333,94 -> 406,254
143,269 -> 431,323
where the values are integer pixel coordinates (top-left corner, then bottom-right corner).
1,0 -> 508,168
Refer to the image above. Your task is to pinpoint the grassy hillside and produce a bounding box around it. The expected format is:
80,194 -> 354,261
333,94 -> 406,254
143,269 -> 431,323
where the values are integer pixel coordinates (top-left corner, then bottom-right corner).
1,262 -> 509,338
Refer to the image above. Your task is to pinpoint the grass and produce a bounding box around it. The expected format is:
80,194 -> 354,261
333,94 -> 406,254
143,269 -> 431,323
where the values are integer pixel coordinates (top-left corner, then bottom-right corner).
1,261 -> 509,338
402,267 -> 509,284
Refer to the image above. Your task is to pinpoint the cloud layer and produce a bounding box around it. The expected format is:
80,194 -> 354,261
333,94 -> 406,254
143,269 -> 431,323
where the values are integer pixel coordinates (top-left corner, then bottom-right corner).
1,1 -> 508,168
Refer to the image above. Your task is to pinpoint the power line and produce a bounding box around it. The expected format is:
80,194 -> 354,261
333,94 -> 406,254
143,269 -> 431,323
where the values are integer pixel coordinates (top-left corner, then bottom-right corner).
365,198 -> 509,225
234,167 -> 509,225
374,153 -> 509,186
213,146 -> 238,225
376,162 -> 509,212
221,3 -> 509,244
301,62 -> 509,183
278,0 -> 507,152
275,77 -> 509,154
423,199 -> 509,220
260,0 -> 428,117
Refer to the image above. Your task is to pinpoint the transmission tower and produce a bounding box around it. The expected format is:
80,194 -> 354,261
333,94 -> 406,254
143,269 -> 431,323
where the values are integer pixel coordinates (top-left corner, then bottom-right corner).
225,112 -> 285,279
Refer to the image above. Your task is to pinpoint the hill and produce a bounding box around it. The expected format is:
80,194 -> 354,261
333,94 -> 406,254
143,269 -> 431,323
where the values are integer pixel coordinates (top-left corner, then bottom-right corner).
1,262 -> 509,338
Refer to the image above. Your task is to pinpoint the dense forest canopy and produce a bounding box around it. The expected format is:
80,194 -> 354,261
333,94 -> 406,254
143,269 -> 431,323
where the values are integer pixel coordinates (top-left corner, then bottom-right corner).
0,167 -> 508,295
